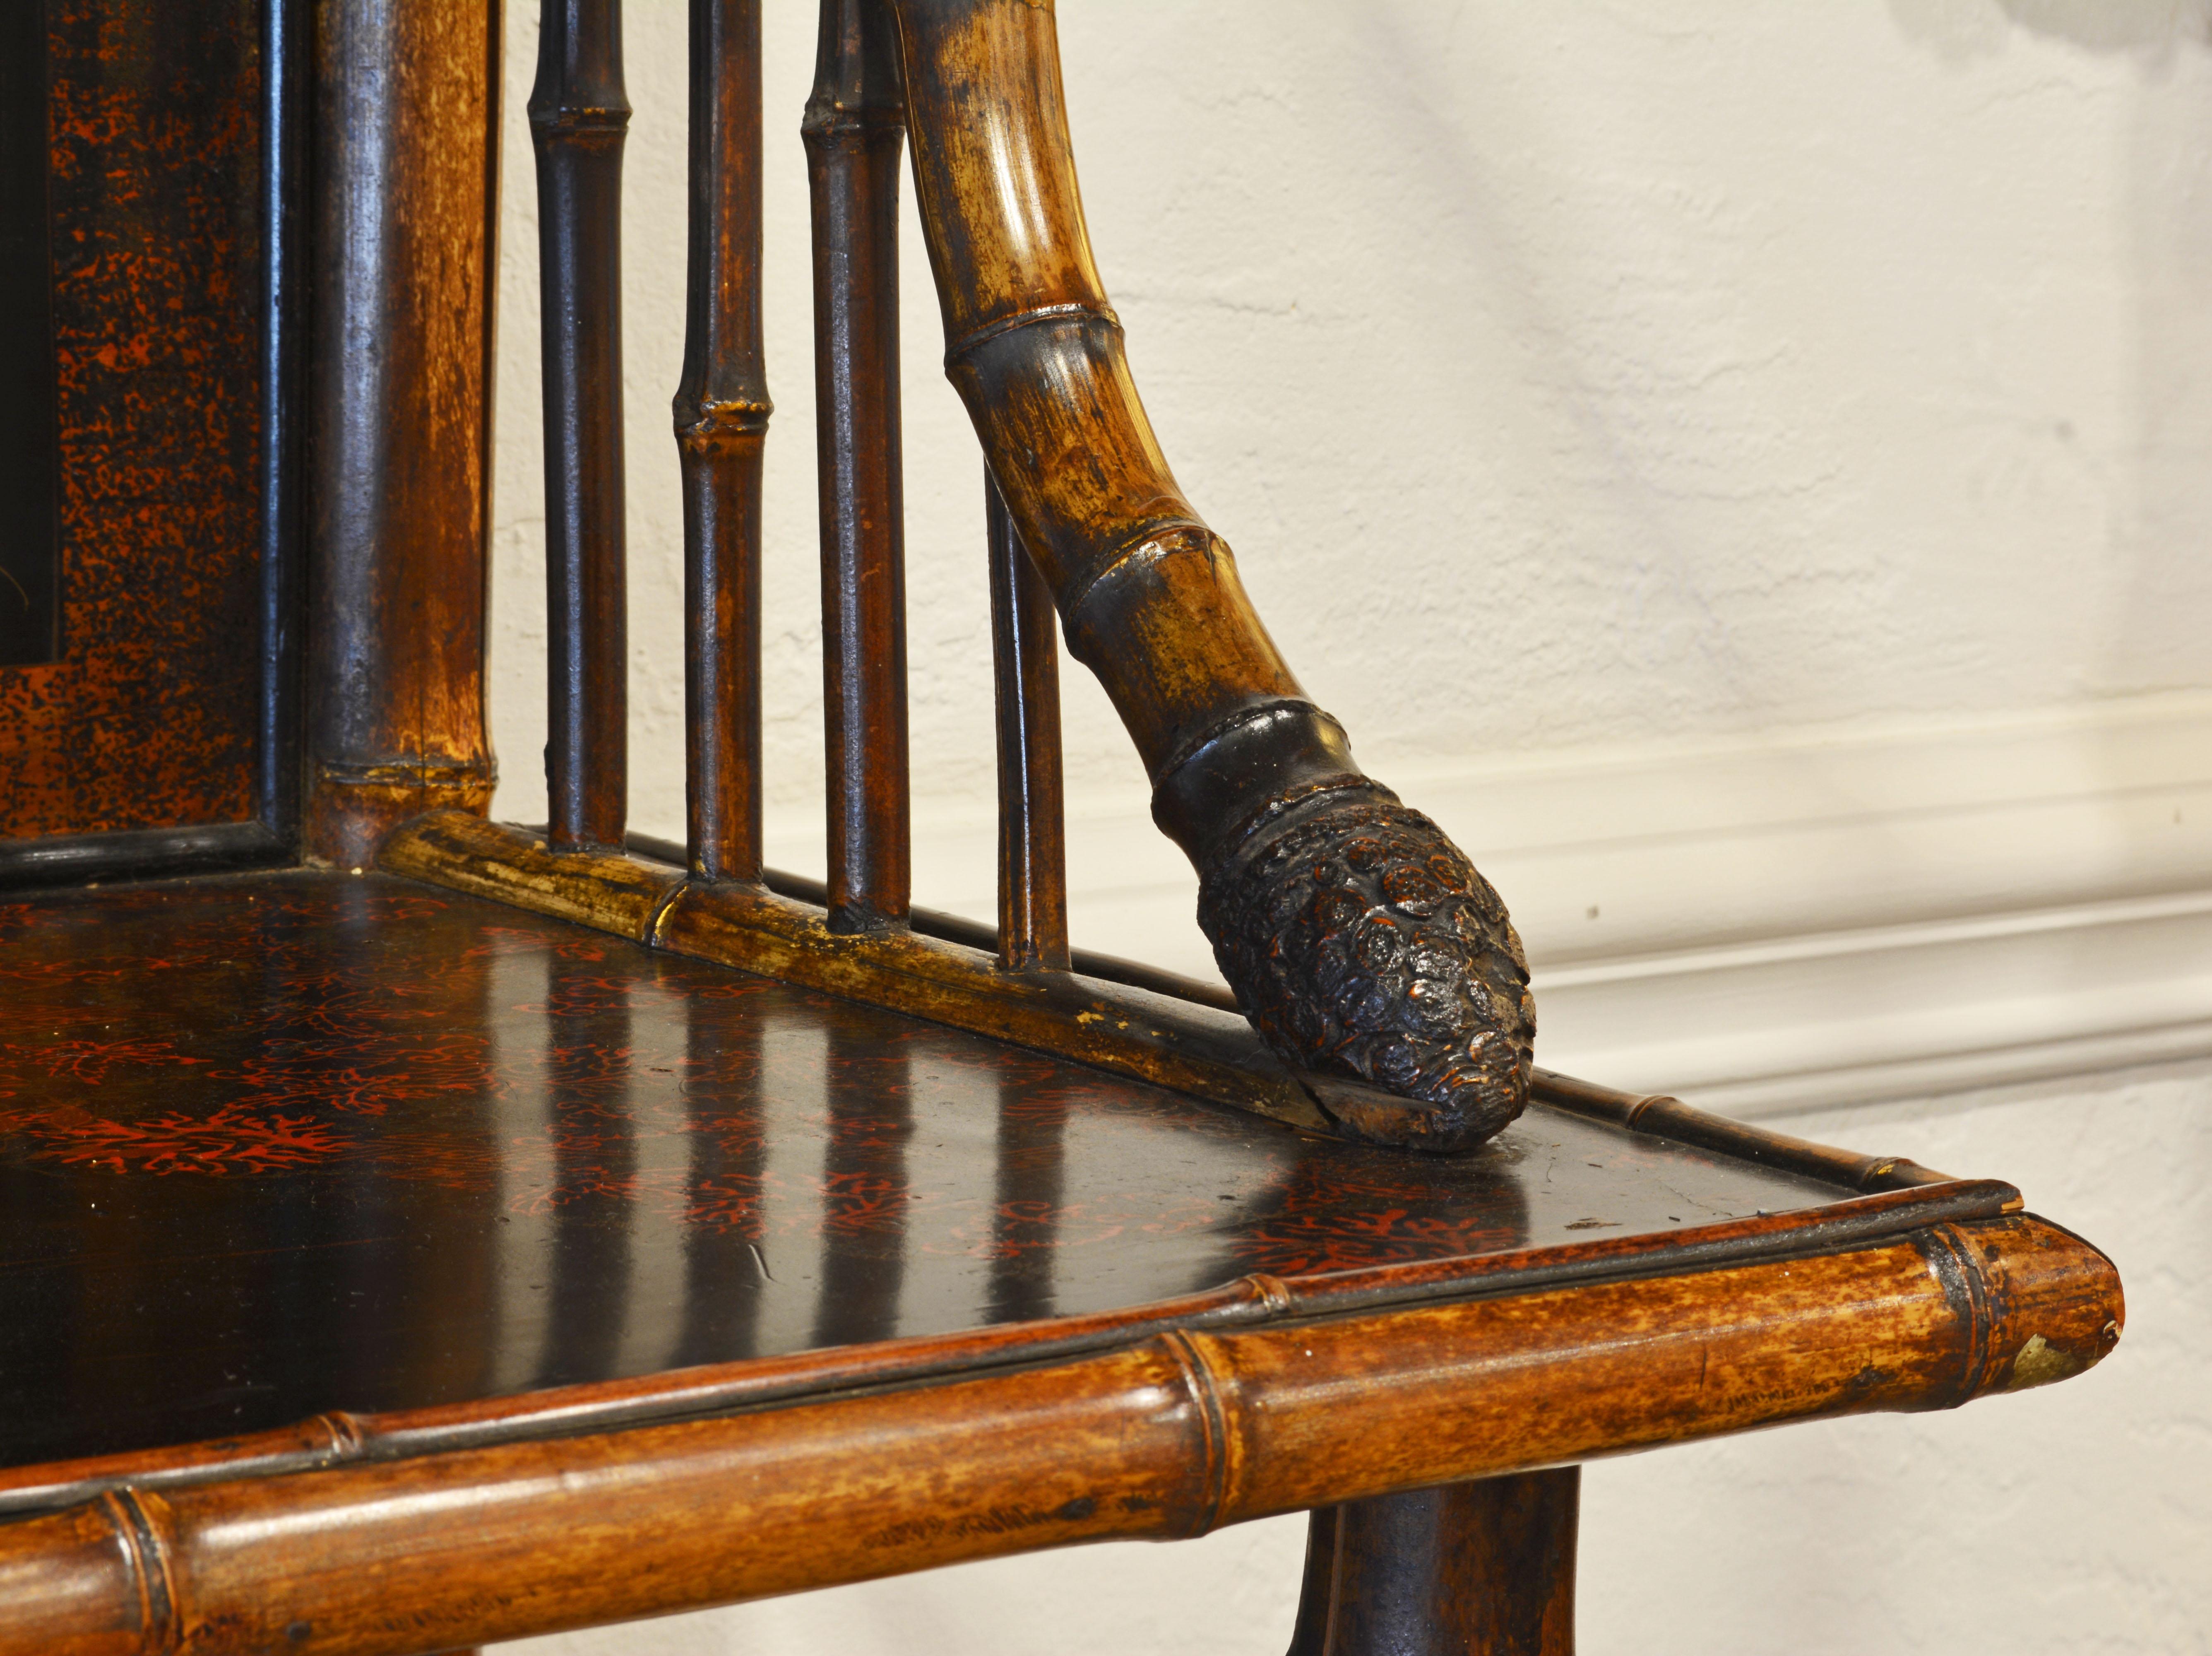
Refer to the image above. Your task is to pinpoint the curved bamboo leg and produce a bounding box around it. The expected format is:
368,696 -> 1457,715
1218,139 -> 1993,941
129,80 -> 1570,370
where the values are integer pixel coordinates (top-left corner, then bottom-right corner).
1286,1507 -> 1342,1656
887,0 -> 1535,1148
1293,1473 -> 1580,1656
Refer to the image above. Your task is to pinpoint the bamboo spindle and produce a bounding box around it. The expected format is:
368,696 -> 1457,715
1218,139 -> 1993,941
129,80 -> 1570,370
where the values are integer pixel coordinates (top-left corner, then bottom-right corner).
986,472 -> 1070,970
530,0 -> 630,853
673,0 -> 770,882
804,0 -> 909,933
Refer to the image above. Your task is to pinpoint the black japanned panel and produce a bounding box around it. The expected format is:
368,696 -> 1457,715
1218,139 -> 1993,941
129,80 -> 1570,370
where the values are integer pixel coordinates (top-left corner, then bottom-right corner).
0,0 -> 58,667
0,0 -> 302,878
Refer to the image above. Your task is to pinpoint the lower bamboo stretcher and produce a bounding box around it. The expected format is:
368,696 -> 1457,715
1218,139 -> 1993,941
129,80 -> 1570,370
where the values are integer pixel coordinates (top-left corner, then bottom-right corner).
0,1213 -> 2119,1655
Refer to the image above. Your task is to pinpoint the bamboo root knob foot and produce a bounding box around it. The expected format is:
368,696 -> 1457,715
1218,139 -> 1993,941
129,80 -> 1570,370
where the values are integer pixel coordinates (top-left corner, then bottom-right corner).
1199,789 -> 1535,1151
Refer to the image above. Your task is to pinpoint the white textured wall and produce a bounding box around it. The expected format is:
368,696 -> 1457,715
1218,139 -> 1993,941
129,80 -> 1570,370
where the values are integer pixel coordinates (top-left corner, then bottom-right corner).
484,2 -> 2212,1650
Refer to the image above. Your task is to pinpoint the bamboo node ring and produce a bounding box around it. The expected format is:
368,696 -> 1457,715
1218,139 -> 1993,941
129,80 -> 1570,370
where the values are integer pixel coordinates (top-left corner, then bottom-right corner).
944,301 -> 1120,366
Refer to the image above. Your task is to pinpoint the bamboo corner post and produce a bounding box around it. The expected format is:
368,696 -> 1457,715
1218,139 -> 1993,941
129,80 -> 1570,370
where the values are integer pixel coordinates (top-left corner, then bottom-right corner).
303,0 -> 500,869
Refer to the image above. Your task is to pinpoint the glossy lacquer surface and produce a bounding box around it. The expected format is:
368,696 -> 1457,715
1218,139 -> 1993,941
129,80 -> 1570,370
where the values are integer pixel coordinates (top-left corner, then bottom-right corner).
0,872 -> 1845,1469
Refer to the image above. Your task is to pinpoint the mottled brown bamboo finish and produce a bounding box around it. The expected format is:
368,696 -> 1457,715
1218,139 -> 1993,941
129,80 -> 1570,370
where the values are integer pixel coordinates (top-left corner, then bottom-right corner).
0,1216 -> 2119,1653
0,1182 -> 2069,1516
674,0 -> 770,883
888,0 -> 1345,856
806,0 -> 910,933
1311,1472 -> 1580,1656
383,816 -> 682,941
305,0 -> 502,868
988,474 -> 1070,971
531,0 -> 631,853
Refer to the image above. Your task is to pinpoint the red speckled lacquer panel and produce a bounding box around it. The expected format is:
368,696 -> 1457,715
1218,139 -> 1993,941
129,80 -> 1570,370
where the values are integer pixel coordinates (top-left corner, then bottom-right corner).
0,0 -> 267,838
0,872 -> 1845,1468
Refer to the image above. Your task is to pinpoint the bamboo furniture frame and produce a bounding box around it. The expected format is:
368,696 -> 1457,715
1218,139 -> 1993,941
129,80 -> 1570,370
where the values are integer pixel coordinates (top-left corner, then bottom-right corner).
0,1 -> 2123,1652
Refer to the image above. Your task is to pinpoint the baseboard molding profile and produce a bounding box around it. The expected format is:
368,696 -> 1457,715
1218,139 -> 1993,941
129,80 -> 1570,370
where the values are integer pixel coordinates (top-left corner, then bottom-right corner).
1529,891 -> 2212,1118
687,694 -> 2212,1119
1664,1020 -> 2212,1122
1411,695 -> 2212,1113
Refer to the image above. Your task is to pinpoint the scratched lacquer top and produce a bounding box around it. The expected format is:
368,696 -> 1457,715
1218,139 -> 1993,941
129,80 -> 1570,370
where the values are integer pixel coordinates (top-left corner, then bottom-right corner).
0,872 -> 1844,1468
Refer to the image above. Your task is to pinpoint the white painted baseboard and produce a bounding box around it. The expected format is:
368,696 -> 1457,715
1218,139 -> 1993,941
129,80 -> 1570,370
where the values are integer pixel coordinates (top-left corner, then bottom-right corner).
726,693 -> 2212,1121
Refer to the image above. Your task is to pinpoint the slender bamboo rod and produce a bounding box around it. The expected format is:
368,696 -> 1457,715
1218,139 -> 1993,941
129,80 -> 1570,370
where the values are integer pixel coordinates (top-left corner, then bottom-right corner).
987,472 -> 1070,971
673,0 -> 770,882
530,0 -> 630,853
804,0 -> 909,933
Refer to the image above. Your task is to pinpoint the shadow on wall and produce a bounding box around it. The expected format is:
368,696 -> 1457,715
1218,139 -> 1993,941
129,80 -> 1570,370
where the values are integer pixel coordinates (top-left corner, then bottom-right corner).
2120,21 -> 2212,701
1895,0 -> 2212,733
1891,0 -> 2212,64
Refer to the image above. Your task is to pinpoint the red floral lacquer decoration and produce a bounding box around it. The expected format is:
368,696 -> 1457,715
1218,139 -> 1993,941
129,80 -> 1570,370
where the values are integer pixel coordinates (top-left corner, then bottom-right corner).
3,1103 -> 346,1176
40,1039 -> 205,1086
